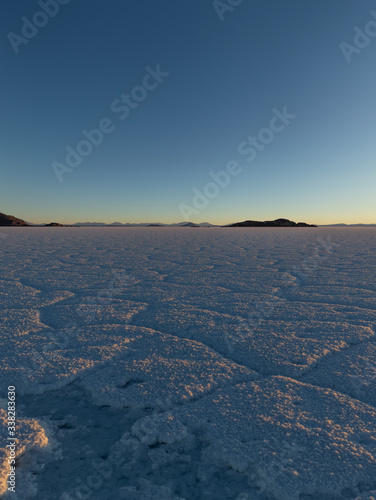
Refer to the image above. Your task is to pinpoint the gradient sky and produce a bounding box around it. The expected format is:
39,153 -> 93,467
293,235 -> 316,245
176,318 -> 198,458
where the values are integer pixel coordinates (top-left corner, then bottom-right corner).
1,0 -> 376,225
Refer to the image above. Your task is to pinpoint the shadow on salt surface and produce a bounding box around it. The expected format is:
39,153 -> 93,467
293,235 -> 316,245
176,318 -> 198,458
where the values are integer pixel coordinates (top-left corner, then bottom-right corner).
132,376 -> 376,500
16,381 -> 262,500
12,382 -> 134,500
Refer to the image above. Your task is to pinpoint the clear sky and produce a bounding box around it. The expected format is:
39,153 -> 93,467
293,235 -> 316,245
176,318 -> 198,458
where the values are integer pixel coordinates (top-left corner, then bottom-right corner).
1,0 -> 376,225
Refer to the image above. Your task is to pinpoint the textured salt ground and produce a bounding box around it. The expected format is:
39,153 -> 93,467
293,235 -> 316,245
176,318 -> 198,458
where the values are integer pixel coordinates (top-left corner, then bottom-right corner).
301,340 -> 376,407
1,227 -> 376,499
12,381 -> 263,500
134,303 -> 375,377
0,320 -> 258,400
132,376 -> 376,500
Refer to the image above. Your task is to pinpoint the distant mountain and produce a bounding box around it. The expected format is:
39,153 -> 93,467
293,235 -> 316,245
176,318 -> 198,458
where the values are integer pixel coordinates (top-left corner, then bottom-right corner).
73,222 -> 166,227
224,218 -> 317,228
122,223 -> 162,227
0,212 -> 30,226
73,222 -> 108,226
320,223 -> 376,227
64,220 -> 219,227
320,223 -> 347,227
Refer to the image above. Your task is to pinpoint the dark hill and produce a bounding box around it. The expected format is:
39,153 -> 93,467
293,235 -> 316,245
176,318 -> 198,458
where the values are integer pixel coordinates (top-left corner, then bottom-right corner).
0,212 -> 30,226
225,218 -> 316,227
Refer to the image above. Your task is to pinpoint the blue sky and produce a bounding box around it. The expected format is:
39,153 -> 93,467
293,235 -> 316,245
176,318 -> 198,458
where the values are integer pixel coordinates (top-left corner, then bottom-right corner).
1,0 -> 376,224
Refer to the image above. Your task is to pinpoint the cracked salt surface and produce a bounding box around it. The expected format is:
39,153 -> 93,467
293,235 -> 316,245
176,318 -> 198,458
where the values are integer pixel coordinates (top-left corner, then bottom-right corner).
1,227 -> 376,499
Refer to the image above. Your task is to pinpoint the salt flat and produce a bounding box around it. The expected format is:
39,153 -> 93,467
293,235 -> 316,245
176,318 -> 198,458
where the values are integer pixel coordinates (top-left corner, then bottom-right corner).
0,227 -> 375,499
